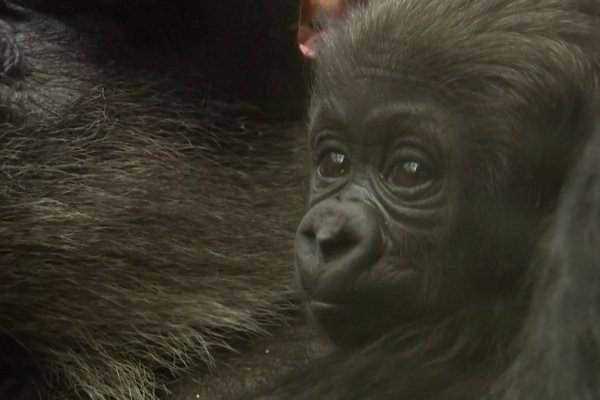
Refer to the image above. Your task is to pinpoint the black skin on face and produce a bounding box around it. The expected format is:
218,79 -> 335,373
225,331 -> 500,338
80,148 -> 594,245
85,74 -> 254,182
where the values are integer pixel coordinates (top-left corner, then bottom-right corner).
296,80 -> 464,347
251,1 -> 600,399
296,72 -> 542,349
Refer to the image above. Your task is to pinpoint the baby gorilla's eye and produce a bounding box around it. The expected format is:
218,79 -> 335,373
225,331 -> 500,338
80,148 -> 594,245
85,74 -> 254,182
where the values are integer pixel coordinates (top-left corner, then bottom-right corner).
389,159 -> 434,188
318,151 -> 350,178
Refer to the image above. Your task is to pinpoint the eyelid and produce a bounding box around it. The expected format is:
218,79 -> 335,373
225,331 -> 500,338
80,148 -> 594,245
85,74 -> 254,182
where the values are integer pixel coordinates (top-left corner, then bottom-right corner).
312,131 -> 340,149
311,132 -> 349,160
384,144 -> 430,172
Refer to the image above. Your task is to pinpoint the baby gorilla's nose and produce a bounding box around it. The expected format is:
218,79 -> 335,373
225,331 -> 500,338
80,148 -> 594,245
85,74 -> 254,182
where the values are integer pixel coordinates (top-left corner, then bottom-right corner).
295,199 -> 384,296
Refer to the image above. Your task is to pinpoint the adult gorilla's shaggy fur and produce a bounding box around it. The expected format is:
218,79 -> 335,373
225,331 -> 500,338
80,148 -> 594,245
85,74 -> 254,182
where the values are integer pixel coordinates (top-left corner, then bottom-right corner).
0,3 -> 308,399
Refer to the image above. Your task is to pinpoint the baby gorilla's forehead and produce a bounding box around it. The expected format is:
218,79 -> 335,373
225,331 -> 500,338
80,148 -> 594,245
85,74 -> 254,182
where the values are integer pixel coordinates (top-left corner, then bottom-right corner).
310,80 -> 458,150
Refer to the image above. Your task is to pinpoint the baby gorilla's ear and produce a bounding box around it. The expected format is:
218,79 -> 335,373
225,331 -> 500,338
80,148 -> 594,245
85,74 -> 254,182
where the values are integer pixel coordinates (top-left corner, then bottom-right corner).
297,0 -> 368,58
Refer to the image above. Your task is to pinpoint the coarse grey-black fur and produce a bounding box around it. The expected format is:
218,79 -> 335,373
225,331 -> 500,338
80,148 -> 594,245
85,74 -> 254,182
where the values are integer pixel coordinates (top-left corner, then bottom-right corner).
0,5 -> 307,399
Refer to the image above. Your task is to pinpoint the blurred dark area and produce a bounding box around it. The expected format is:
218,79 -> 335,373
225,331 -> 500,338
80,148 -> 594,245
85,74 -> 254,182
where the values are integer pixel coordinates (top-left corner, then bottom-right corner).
14,0 -> 308,118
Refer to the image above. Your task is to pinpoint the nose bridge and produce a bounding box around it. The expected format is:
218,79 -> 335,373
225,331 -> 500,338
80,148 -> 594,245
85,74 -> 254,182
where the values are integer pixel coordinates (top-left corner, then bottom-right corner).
334,180 -> 384,229
312,205 -> 346,241
336,180 -> 376,205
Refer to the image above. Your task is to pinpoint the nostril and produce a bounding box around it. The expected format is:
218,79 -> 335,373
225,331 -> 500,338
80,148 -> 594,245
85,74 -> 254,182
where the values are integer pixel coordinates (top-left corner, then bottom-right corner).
300,225 -> 316,241
316,226 -> 358,263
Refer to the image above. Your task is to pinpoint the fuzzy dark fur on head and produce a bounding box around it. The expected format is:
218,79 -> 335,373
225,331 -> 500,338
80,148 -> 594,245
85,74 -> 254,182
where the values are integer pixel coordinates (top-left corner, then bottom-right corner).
0,5 -> 307,400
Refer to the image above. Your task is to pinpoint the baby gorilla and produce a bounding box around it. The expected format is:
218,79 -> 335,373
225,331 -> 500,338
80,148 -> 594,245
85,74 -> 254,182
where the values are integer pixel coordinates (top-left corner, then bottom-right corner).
253,0 -> 600,399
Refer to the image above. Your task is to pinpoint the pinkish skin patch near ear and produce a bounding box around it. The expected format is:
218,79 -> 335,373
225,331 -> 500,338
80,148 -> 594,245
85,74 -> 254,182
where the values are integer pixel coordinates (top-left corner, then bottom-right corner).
297,0 -> 368,58
297,0 -> 323,58
298,23 -> 327,58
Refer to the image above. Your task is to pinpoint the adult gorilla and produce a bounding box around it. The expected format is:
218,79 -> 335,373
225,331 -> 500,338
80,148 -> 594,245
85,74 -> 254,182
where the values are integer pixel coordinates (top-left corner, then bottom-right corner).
0,1 -> 318,400
252,0 -> 600,399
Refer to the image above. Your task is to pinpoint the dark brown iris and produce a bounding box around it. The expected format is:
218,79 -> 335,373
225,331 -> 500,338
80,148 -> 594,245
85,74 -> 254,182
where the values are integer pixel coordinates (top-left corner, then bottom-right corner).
390,160 -> 433,188
318,151 -> 350,178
